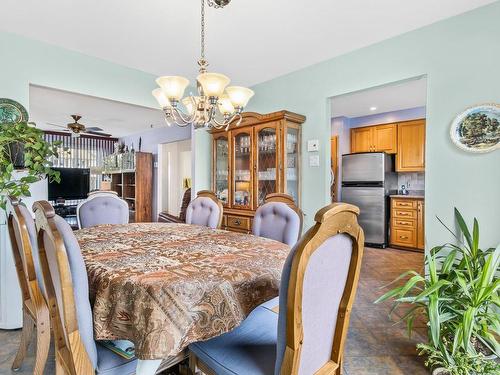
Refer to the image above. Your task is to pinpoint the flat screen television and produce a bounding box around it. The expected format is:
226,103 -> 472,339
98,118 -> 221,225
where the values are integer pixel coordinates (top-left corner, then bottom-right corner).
48,168 -> 90,201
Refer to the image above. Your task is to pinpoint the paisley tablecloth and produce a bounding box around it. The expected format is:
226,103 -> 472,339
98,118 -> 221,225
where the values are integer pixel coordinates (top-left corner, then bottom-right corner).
75,223 -> 290,360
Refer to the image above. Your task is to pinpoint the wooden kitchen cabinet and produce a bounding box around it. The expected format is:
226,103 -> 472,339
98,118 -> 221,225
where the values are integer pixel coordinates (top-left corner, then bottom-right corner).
396,119 -> 425,172
350,123 -> 397,154
390,197 -> 424,251
417,200 -> 424,250
351,126 -> 373,153
373,124 -> 398,153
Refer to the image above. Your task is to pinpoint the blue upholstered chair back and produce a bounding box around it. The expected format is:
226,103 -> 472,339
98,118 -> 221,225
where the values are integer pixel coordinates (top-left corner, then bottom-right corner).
186,192 -> 222,229
274,203 -> 363,375
77,194 -> 129,229
41,214 -> 98,368
252,202 -> 301,246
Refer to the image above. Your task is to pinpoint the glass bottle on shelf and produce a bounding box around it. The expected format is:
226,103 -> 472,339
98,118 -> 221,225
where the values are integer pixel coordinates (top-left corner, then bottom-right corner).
214,136 -> 229,205
256,127 -> 277,205
285,127 -> 299,204
233,132 -> 252,208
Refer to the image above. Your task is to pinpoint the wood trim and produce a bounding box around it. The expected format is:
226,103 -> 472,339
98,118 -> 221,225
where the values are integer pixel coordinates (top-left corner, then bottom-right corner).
195,190 -> 224,229
210,111 -> 306,134
33,200 -> 95,375
281,203 -> 365,375
6,196 -> 51,375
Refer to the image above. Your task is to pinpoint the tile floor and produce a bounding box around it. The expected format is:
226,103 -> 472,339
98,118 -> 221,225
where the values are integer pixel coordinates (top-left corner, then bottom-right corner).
0,247 -> 427,375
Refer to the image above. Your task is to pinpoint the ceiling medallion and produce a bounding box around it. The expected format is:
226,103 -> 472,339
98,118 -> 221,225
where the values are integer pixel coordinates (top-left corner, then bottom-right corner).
152,0 -> 253,131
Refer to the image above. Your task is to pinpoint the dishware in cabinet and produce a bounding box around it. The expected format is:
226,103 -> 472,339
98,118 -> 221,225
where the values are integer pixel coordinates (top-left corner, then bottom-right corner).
213,133 -> 230,206
232,128 -> 254,210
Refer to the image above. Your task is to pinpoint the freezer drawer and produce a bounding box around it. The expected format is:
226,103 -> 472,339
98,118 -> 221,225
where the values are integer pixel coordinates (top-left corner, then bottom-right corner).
342,186 -> 387,246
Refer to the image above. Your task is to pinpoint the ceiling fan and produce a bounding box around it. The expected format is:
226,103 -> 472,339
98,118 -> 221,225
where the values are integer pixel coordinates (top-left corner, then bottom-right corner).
47,115 -> 112,137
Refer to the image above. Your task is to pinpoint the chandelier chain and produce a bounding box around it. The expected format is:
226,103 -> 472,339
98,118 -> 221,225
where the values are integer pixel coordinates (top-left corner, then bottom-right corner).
201,0 -> 205,60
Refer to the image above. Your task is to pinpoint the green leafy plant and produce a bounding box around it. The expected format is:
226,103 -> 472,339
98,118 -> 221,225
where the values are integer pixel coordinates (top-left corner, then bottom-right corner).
0,121 -> 61,209
375,209 -> 499,375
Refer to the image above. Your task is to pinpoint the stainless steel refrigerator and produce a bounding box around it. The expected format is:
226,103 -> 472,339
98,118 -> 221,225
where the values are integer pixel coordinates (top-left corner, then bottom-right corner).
341,152 -> 396,247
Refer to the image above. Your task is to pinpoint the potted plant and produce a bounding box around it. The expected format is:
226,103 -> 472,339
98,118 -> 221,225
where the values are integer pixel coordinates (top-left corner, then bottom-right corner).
375,209 -> 499,375
0,121 -> 61,209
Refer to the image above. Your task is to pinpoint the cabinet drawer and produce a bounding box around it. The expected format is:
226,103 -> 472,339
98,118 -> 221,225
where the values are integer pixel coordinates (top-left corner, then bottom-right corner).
392,218 -> 416,229
227,215 -> 251,230
391,227 -> 416,247
392,199 -> 417,209
221,215 -> 227,228
393,209 -> 417,219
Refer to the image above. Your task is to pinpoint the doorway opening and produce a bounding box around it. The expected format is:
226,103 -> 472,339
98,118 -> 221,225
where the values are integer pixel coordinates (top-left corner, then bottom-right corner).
157,139 -> 192,219
329,76 -> 427,251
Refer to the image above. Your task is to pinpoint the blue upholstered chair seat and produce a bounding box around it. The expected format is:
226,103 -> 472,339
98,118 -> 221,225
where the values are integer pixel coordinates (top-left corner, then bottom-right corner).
96,344 -> 136,375
189,297 -> 280,375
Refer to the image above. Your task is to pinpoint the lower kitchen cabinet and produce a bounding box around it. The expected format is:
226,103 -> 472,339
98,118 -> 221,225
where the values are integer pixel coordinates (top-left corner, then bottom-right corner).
390,197 -> 424,251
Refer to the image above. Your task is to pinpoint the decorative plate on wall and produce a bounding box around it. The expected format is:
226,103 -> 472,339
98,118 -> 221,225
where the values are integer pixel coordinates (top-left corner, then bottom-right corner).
0,98 -> 29,124
450,104 -> 500,153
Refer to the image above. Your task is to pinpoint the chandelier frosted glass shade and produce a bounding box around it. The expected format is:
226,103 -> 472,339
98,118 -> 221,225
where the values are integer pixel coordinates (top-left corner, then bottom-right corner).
226,86 -> 255,108
197,73 -> 230,97
156,76 -> 190,101
218,95 -> 235,115
152,88 -> 170,108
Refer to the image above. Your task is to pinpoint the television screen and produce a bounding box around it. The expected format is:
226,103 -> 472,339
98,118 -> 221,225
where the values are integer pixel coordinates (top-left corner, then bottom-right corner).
48,168 -> 90,201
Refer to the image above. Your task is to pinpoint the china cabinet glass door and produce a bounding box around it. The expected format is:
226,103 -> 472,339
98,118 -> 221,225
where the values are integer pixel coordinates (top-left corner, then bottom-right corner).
256,126 -> 278,206
232,131 -> 252,209
214,136 -> 229,205
284,126 -> 300,204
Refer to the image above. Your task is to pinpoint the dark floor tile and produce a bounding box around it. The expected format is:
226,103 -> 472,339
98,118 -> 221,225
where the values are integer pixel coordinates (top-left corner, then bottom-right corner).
343,356 -> 405,375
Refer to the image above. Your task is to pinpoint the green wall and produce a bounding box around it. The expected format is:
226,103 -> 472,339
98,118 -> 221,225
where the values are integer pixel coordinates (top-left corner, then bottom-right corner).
201,2 -> 500,248
0,31 -> 157,116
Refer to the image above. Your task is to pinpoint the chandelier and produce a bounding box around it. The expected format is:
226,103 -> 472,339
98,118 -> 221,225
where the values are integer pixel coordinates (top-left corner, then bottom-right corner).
152,0 -> 254,130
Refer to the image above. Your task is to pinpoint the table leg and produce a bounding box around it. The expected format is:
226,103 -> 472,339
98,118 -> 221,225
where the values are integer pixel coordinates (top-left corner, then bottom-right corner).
136,359 -> 162,375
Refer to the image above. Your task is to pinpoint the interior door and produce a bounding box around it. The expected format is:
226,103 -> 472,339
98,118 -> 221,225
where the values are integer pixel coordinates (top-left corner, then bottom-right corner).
330,136 -> 338,202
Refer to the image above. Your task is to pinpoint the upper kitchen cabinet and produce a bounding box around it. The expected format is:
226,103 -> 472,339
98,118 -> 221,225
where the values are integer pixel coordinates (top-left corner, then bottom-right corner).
350,123 -> 397,154
396,119 -> 426,172
373,124 -> 397,153
351,126 -> 373,153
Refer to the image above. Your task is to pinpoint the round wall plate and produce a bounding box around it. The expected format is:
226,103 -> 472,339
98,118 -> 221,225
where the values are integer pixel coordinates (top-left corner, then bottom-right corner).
450,103 -> 500,153
0,98 -> 29,124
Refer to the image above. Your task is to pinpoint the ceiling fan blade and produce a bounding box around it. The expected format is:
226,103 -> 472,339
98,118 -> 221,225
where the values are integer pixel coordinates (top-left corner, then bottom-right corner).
46,122 -> 70,129
85,130 -> 112,137
85,126 -> 104,132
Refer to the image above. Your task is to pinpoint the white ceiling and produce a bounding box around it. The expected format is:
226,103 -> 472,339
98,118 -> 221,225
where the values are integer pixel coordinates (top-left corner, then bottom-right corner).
29,85 -> 166,138
1,0 -> 495,87
331,77 -> 427,118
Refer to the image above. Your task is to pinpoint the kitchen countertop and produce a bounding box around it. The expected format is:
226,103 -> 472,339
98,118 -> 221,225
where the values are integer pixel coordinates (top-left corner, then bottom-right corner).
390,195 -> 424,199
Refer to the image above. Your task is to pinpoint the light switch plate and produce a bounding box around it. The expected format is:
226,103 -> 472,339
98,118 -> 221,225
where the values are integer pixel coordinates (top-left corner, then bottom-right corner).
307,139 -> 319,152
309,154 -> 320,167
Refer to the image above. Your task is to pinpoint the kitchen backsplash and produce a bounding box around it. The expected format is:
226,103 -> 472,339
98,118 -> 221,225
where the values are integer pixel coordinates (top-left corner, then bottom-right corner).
397,172 -> 425,193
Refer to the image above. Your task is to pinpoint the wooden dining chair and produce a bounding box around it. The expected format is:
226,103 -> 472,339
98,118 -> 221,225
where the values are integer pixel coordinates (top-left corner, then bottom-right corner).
252,193 -> 304,246
158,188 -> 192,223
77,191 -> 129,229
6,196 -> 50,375
33,200 -> 139,374
189,203 -> 365,375
185,190 -> 223,229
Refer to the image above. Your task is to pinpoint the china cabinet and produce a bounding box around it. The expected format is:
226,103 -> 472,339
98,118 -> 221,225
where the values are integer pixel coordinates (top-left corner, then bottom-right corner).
211,111 -> 305,233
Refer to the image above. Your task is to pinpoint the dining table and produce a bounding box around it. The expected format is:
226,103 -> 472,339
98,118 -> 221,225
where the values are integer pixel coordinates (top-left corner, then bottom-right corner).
74,222 -> 290,375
